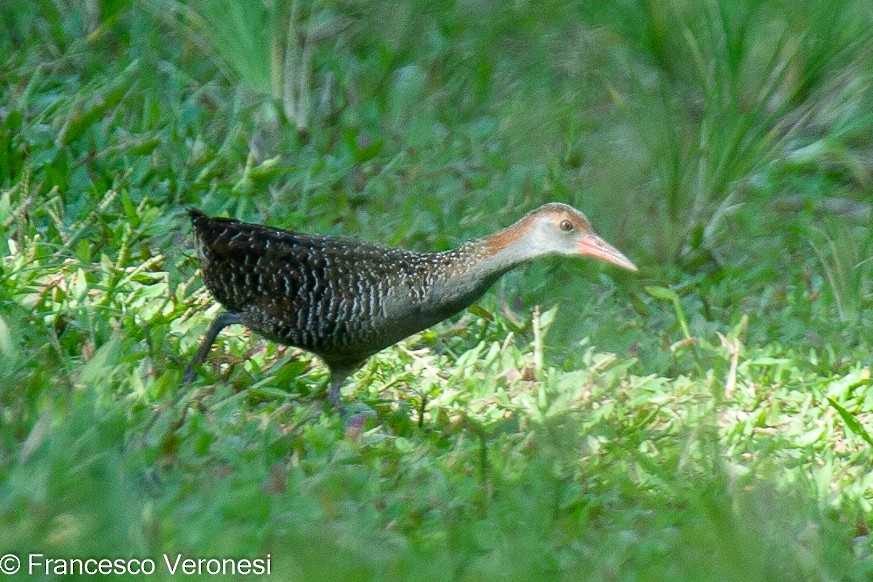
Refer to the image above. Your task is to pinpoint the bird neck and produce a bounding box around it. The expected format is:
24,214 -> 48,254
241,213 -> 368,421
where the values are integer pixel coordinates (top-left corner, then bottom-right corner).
381,222 -> 541,330
429,220 -> 540,304
461,218 -> 541,277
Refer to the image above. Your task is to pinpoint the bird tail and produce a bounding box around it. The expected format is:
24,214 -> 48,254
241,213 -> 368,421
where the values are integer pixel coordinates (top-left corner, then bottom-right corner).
188,208 -> 206,221
188,208 -> 210,235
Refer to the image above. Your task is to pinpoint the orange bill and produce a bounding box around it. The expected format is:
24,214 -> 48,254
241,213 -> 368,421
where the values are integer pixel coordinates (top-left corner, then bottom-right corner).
578,234 -> 638,272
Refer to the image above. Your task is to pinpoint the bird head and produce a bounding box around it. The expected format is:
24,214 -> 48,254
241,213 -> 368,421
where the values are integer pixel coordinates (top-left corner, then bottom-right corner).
507,203 -> 638,272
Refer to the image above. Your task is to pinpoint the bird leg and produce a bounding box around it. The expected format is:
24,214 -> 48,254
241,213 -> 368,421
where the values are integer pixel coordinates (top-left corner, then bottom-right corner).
326,372 -> 349,413
182,311 -> 243,383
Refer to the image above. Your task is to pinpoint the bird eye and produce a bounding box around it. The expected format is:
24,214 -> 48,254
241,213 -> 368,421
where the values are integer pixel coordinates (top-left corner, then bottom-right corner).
559,219 -> 574,232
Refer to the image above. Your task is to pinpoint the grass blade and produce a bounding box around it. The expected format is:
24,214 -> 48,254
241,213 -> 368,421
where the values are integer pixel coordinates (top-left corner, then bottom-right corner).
827,397 -> 873,447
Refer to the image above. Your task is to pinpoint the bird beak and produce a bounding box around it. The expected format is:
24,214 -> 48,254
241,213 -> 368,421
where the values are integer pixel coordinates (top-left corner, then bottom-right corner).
578,234 -> 638,272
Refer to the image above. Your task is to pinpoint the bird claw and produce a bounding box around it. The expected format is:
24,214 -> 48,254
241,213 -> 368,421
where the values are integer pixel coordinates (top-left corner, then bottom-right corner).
181,365 -> 197,384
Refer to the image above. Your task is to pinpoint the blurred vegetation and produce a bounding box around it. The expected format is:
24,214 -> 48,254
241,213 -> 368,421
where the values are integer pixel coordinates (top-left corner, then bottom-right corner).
3,0 -> 873,579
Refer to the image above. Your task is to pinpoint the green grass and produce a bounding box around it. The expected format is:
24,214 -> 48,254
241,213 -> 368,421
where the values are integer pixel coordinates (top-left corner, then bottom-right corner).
3,0 -> 873,580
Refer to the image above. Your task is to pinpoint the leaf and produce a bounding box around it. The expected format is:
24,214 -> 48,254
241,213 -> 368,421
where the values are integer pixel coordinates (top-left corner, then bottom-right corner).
79,336 -> 121,387
644,285 -> 679,302
128,137 -> 160,156
796,424 -> 825,446
827,397 -> 873,447
249,156 -> 284,180
629,291 -> 651,316
645,285 -> 692,341
538,305 -> 559,331
748,357 -> 791,366
0,189 -> 10,223
59,70 -> 133,146
468,303 -> 494,321
0,316 -> 13,358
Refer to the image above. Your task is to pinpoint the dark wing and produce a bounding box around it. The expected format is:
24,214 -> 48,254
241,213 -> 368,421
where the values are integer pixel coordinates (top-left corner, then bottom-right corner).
190,212 -> 422,353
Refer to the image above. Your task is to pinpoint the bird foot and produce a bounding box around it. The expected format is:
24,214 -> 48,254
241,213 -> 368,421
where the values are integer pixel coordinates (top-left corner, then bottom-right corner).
181,365 -> 197,384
